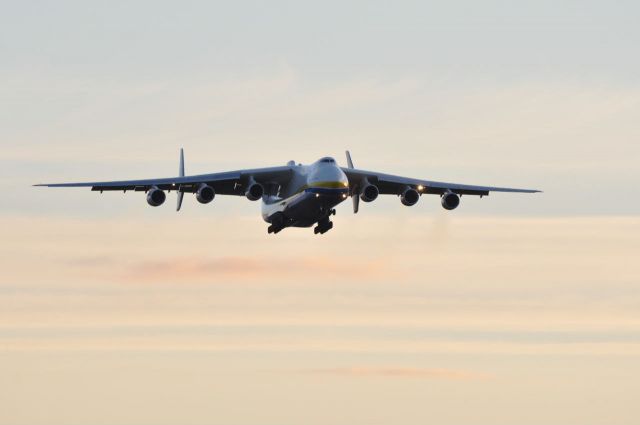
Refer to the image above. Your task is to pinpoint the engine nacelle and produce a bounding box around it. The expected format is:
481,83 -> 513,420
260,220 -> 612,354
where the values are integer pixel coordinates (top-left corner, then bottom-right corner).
196,184 -> 215,204
401,187 -> 420,206
146,187 -> 166,207
441,192 -> 460,210
360,184 -> 379,202
245,182 -> 264,201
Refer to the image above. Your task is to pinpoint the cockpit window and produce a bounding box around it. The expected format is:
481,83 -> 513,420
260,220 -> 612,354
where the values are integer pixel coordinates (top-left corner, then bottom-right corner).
319,157 -> 336,163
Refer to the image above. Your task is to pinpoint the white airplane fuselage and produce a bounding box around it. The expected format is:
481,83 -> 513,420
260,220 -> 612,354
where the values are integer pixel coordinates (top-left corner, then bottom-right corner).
261,157 -> 349,228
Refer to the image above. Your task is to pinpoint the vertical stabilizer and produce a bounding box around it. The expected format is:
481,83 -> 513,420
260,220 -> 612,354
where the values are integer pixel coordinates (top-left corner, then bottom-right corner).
345,150 -> 359,214
176,148 -> 185,211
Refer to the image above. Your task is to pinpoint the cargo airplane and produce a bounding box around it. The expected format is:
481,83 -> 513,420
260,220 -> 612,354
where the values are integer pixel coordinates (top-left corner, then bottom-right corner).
36,150 -> 540,234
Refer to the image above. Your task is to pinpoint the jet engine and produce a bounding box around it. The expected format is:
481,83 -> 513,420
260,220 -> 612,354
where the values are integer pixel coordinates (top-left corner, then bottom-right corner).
196,183 -> 215,204
360,184 -> 379,202
401,187 -> 420,206
245,182 -> 264,201
146,187 -> 166,207
441,192 -> 460,210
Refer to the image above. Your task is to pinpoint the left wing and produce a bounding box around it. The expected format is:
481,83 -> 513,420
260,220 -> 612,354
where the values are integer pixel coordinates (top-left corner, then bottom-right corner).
340,150 -> 540,214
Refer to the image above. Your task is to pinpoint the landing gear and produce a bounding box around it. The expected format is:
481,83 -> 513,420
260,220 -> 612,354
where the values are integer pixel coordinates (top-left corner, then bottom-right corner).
267,212 -> 286,234
267,224 -> 283,234
313,217 -> 334,235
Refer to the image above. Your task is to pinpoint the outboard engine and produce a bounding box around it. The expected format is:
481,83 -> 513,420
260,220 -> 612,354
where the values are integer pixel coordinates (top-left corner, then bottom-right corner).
245,182 -> 264,201
146,186 -> 166,207
441,192 -> 460,210
196,183 -> 215,204
401,187 -> 420,206
360,184 -> 379,202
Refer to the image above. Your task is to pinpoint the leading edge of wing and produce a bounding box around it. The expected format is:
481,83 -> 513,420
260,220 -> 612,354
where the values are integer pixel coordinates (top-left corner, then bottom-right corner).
34,166 -> 292,188
342,168 -> 542,194
33,171 -> 241,188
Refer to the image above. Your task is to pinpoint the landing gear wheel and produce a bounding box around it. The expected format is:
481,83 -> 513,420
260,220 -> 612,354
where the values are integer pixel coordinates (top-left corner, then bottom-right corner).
267,213 -> 286,235
313,219 -> 333,235
268,224 -> 283,234
321,221 -> 333,234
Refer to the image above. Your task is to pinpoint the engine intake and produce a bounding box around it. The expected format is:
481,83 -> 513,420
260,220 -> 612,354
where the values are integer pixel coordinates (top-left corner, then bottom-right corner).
196,184 -> 215,204
147,187 -> 166,207
441,192 -> 460,210
360,184 -> 379,202
245,182 -> 264,201
401,187 -> 420,206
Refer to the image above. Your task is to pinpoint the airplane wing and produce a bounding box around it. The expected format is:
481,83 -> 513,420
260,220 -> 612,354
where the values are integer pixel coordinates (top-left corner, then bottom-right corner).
35,166 -> 293,196
341,167 -> 540,196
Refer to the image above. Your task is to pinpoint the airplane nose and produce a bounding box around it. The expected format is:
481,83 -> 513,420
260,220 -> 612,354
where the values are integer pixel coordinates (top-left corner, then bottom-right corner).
307,164 -> 350,194
327,167 -> 348,185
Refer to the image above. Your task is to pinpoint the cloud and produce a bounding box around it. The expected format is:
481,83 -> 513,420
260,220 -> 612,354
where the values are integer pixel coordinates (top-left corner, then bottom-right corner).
301,366 -> 489,380
64,255 -> 117,267
124,255 -> 390,283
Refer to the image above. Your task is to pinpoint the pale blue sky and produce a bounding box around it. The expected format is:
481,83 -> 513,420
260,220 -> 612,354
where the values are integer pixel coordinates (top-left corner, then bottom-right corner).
2,1 -> 640,216
3,0 -> 639,78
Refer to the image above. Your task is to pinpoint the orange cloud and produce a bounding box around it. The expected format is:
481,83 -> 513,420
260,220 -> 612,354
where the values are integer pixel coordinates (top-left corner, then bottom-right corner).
301,366 -> 490,380
124,255 -> 391,283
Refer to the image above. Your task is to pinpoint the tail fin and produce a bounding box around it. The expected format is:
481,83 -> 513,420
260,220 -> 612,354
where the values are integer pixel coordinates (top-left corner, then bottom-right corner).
345,150 -> 354,169
345,150 -> 359,214
176,148 -> 185,211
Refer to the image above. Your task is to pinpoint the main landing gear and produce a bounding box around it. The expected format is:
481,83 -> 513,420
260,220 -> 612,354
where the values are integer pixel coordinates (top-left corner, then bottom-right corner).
267,212 -> 286,234
267,224 -> 283,234
267,210 -> 337,235
314,211 -> 335,235
314,220 -> 333,234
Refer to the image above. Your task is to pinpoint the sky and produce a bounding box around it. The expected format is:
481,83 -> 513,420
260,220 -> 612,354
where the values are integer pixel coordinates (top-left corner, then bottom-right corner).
1,1 -> 640,424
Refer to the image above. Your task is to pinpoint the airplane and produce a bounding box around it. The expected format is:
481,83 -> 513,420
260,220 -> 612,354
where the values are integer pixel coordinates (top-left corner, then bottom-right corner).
35,150 -> 540,235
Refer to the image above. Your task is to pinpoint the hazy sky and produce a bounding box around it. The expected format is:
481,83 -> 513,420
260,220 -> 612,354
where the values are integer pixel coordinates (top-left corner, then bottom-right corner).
1,1 -> 639,425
